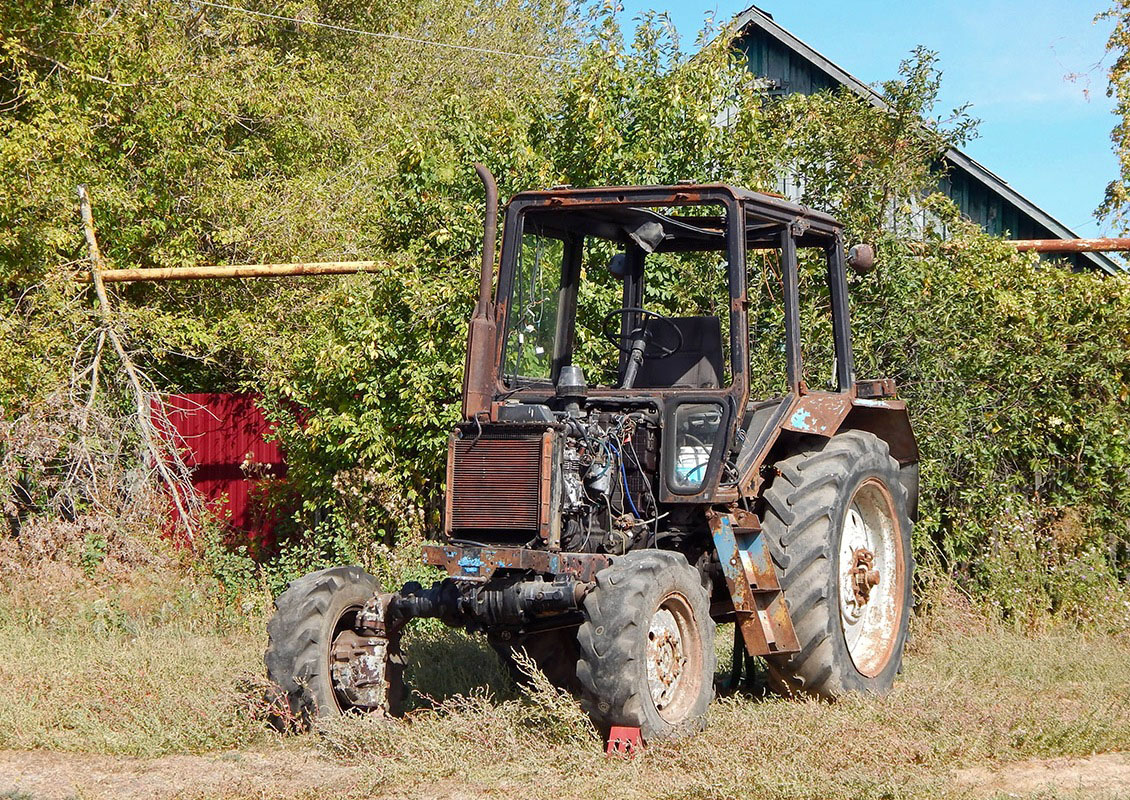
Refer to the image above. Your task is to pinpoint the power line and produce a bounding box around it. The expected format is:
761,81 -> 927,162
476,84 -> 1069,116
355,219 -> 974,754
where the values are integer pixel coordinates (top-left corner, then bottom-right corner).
190,0 -> 571,65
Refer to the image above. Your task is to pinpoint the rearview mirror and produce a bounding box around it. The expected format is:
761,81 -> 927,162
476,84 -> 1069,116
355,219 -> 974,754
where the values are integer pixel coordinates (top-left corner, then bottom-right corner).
846,244 -> 875,274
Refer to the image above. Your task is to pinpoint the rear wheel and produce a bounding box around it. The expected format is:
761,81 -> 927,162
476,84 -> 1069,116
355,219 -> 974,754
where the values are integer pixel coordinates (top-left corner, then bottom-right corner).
576,550 -> 715,740
762,430 -> 913,698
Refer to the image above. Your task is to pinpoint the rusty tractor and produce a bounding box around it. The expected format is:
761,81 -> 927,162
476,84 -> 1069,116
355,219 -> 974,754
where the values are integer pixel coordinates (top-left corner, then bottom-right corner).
265,167 -> 917,740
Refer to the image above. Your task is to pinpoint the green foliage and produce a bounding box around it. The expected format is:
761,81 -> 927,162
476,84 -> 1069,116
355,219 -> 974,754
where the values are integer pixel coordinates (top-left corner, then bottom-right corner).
1101,1 -> 1130,231
850,207 -> 1130,589
80,531 -> 109,578
1,1 -> 1127,625
194,524 -> 264,620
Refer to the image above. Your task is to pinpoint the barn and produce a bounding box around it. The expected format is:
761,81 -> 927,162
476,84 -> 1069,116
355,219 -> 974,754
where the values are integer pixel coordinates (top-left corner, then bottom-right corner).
730,4 -> 1124,275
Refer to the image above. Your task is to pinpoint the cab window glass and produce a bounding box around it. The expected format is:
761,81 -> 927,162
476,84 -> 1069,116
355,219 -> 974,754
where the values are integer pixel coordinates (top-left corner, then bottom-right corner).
797,247 -> 836,391
502,227 -> 563,382
746,248 -> 789,399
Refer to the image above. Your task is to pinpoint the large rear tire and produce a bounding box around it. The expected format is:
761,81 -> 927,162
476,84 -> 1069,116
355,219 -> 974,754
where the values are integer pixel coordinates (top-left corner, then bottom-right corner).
762,430 -> 913,698
265,565 -> 392,726
576,550 -> 715,740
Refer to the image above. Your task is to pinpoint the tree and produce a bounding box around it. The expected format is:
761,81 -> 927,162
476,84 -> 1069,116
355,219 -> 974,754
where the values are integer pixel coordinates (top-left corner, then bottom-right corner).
1100,1 -> 1130,231
2,2 -> 1126,623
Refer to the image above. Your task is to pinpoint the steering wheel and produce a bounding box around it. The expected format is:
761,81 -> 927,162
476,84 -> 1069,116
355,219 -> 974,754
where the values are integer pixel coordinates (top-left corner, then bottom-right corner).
599,307 -> 683,359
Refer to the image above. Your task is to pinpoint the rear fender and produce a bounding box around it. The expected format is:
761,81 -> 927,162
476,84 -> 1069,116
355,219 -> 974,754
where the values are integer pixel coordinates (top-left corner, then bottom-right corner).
842,400 -> 919,521
758,394 -> 919,519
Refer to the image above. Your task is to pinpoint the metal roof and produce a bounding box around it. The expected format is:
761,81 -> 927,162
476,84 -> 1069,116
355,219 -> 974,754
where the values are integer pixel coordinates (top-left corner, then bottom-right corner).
729,4 -> 1124,275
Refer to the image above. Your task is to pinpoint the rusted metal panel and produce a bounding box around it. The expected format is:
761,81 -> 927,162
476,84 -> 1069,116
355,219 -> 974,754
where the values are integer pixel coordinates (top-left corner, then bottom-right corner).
508,184 -> 843,235
781,391 -> 852,436
844,400 -> 919,465
708,512 -> 799,657
422,543 -> 609,582
461,164 -> 500,421
447,432 -> 545,533
855,378 -> 897,399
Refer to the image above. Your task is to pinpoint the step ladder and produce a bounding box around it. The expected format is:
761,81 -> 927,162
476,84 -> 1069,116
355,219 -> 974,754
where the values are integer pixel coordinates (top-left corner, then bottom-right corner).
709,511 -> 800,657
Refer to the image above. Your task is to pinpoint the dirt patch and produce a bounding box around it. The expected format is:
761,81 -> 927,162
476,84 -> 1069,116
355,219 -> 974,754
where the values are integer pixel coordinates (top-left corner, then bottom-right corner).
5,747 -> 1130,800
957,752 -> 1130,797
0,747 -> 364,800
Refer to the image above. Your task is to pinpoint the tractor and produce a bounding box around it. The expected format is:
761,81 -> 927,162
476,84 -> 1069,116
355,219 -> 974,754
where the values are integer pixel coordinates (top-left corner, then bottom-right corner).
265,166 -> 917,740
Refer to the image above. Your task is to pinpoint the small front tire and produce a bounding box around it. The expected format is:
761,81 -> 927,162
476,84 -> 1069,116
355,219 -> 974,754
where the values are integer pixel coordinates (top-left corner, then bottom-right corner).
576,550 -> 715,740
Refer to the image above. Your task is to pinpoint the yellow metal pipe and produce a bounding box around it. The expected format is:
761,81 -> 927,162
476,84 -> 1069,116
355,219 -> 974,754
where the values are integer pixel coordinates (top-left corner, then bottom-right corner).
75,261 -> 387,283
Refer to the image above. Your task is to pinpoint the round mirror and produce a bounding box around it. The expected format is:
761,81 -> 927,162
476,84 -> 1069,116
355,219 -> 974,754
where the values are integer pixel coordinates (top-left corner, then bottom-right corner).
847,244 -> 875,274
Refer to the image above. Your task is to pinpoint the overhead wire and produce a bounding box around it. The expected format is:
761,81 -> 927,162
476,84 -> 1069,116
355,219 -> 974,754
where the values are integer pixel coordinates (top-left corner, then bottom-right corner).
188,0 -> 572,65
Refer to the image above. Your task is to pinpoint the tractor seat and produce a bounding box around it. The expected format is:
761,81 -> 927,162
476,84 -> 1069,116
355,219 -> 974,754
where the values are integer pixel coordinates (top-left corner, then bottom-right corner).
633,316 -> 724,389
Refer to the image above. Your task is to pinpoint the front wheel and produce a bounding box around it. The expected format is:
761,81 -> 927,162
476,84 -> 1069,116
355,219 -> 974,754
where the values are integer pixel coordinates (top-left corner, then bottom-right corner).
762,430 -> 914,698
576,550 -> 715,740
265,565 -> 402,727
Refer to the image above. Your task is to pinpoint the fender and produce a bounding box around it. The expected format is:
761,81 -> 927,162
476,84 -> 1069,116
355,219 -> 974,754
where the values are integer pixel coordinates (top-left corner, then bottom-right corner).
739,389 -> 919,512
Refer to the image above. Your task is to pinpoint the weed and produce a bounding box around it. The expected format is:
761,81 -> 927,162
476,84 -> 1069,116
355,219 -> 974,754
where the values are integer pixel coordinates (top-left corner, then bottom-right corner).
79,531 -> 109,578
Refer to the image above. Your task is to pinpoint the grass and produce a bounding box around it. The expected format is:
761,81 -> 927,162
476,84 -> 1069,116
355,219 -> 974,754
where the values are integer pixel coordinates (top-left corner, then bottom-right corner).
320,608 -> 1130,799
1,571 -> 1127,799
0,568 -> 270,757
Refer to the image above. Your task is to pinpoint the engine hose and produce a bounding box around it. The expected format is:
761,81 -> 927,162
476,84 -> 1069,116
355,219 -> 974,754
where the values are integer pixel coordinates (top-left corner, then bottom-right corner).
608,442 -> 641,518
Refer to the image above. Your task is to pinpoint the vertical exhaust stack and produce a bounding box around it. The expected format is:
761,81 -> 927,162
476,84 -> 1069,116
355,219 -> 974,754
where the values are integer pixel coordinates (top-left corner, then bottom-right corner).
461,163 -> 499,420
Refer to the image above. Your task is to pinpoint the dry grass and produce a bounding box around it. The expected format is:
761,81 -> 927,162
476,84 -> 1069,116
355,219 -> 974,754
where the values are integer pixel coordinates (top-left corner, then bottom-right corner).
313,610 -> 1130,799
1,573 -> 1127,799
0,568 -> 270,757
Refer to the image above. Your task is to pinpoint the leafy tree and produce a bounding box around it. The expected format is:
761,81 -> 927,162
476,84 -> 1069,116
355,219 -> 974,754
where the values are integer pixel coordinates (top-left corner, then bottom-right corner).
1,1 -> 1127,623
1100,1 -> 1130,232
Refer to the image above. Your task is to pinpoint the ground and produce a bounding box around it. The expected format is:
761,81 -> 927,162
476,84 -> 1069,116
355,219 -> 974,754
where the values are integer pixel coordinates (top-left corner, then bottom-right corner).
3,749 -> 1129,799
1,568 -> 1128,800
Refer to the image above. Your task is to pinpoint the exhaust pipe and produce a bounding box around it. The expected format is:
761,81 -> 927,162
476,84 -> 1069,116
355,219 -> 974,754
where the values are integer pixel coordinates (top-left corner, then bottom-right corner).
461,164 -> 499,420
473,163 -> 498,311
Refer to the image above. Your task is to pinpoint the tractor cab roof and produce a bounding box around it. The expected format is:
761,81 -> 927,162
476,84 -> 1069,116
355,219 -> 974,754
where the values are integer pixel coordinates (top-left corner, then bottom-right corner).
508,183 -> 843,250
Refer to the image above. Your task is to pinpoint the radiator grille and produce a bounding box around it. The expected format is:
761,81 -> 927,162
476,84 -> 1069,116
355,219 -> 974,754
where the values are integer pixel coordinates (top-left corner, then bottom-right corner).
448,433 -> 545,532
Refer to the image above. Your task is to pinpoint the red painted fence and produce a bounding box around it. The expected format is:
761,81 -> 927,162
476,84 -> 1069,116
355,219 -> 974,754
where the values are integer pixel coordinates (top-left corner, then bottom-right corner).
161,393 -> 287,548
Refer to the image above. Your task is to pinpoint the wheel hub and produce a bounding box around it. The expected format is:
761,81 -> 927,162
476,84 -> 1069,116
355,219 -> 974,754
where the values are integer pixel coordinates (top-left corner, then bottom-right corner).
330,630 -> 390,710
646,608 -> 686,711
848,547 -> 881,606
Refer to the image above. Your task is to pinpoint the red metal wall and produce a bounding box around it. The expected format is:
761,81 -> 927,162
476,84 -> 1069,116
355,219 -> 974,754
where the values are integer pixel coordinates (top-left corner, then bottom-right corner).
162,393 -> 286,547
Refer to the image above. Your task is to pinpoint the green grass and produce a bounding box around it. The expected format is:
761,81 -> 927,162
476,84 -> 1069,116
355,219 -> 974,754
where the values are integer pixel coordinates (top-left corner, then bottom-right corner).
1,574 -> 1127,799
0,571 -> 271,757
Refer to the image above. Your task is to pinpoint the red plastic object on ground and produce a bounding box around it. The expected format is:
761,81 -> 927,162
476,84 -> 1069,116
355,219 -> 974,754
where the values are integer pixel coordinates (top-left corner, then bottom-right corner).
606,725 -> 643,758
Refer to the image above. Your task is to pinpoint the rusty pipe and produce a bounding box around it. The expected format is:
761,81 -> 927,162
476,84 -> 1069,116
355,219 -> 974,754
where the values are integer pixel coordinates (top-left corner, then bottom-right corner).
1011,238 -> 1130,253
75,261 -> 386,283
462,164 -> 500,420
473,163 -> 498,311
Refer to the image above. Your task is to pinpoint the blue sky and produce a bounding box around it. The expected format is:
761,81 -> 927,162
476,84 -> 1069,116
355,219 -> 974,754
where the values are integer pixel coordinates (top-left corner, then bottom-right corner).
618,0 -> 1119,237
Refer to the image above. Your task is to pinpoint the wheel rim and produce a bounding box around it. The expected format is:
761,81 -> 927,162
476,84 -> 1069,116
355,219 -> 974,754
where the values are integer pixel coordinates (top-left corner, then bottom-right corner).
837,478 -> 905,677
645,593 -> 703,722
